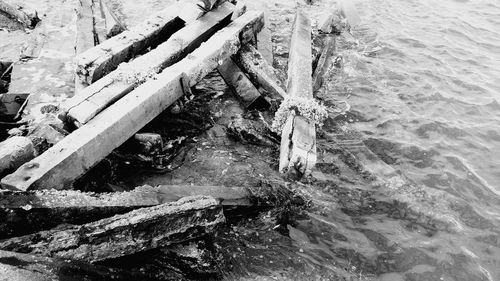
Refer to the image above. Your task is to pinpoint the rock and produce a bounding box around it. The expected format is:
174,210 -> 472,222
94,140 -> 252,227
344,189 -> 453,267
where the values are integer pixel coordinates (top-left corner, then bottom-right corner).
0,136 -> 35,176
134,133 -> 163,155
227,115 -> 277,146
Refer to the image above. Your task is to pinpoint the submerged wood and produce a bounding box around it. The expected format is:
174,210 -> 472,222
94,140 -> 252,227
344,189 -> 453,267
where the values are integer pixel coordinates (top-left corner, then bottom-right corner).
63,2 -> 235,125
0,196 -> 224,263
312,36 -> 335,93
1,11 -> 264,191
73,2 -> 184,87
279,11 -> 317,175
234,44 -> 286,100
218,58 -> 267,109
0,250 -> 151,281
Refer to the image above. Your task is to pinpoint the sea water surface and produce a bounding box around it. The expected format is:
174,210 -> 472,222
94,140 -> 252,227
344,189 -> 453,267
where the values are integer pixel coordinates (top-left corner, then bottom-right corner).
112,0 -> 500,280
323,0 -> 500,280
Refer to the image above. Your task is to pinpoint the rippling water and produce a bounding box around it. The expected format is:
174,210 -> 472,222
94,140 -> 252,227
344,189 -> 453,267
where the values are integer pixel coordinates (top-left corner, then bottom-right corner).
262,0 -> 500,280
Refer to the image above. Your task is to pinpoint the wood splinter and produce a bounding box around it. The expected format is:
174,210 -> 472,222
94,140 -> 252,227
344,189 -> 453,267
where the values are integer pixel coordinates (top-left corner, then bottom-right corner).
278,10 -> 317,176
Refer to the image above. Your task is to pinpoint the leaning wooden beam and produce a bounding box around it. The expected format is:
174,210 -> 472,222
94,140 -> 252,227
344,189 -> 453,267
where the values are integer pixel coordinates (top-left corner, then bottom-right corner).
312,36 -> 335,93
279,11 -> 317,175
1,11 -> 264,191
94,0 -> 125,43
74,2 -> 184,87
234,44 -> 286,100
218,58 -> 268,109
0,250 -> 152,281
62,2 -> 236,125
0,196 -> 224,263
0,0 -> 39,29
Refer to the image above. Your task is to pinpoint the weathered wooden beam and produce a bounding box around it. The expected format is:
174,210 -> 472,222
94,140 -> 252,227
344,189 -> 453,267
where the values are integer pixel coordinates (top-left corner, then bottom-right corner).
217,58 -> 268,109
0,250 -> 152,281
0,0 -> 39,29
1,11 -> 264,191
76,0 -> 95,54
234,44 -> 286,100
312,36 -> 335,93
279,11 -> 317,175
73,2 -> 184,87
0,183 -> 279,239
0,196 -> 224,262
63,2 -> 236,125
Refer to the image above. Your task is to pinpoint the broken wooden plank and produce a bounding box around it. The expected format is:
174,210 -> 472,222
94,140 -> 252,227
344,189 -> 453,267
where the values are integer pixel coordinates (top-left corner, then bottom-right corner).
0,182 -> 283,238
279,11 -> 317,175
234,44 -> 286,100
312,36 -> 335,93
63,2 -> 236,125
73,2 -> 184,87
0,196 -> 224,263
217,58 -> 268,109
0,250 -> 151,281
0,0 -> 39,29
1,11 -> 264,191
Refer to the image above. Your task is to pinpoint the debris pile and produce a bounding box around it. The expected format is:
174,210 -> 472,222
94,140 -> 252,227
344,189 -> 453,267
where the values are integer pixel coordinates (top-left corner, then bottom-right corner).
0,0 -> 343,279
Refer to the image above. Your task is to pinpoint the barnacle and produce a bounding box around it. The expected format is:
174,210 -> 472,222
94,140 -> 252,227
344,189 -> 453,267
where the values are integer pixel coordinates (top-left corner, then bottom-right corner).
271,96 -> 328,134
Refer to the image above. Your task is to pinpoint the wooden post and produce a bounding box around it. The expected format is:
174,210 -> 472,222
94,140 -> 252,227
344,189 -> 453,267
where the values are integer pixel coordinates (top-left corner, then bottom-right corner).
1,11 -> 264,191
0,196 -> 224,263
62,2 -> 236,125
279,11 -> 317,175
234,44 -> 286,100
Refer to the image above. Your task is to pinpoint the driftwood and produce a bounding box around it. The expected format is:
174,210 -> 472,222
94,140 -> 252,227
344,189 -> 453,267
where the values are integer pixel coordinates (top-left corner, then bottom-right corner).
0,183 -> 287,238
0,0 -> 39,29
62,2 -> 236,125
1,11 -> 264,191
0,250 -> 151,281
234,44 -> 286,100
73,2 -> 184,87
0,196 -> 224,262
279,11 -> 317,175
218,58 -> 268,109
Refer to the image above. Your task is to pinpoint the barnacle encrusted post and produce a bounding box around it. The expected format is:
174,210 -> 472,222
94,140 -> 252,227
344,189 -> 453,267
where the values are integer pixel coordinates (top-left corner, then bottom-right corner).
278,10 -> 319,176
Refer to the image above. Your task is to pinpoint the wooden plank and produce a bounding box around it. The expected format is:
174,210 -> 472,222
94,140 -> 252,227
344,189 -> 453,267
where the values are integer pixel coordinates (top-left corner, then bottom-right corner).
76,0 -> 95,54
217,58 -> 268,109
1,11 -> 264,191
0,137 -> 34,177
0,183 -> 281,239
234,44 -> 285,100
96,0 -> 125,41
0,196 -> 224,263
63,2 -> 235,125
0,250 -> 151,281
279,11 -> 317,175
312,36 -> 335,93
74,2 -> 184,88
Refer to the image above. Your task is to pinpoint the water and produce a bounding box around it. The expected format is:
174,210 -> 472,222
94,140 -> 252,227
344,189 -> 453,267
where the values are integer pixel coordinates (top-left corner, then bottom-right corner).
107,0 -> 500,280
248,0 -> 500,280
